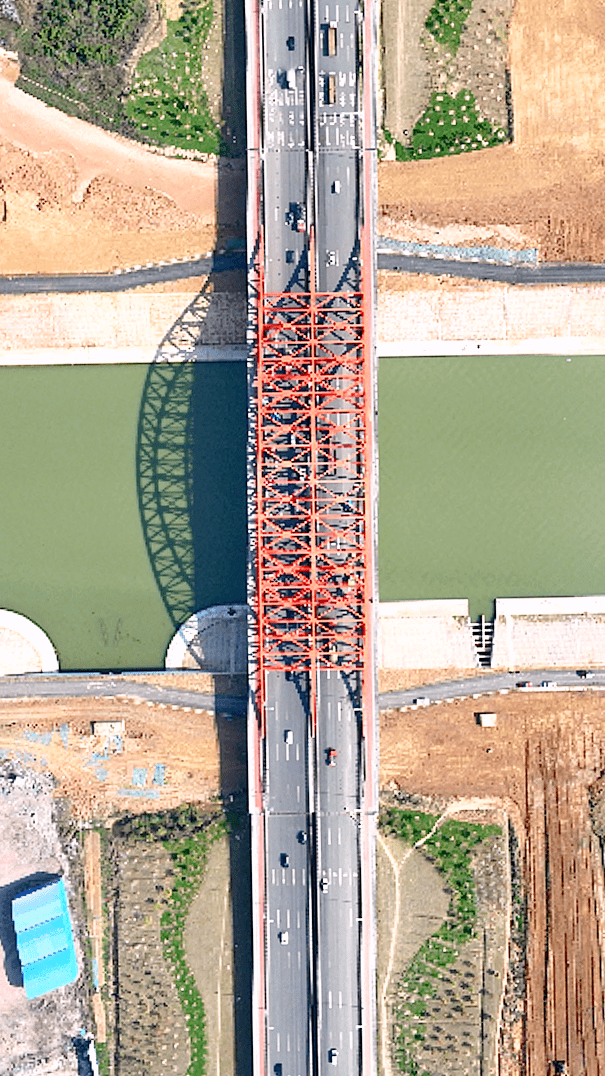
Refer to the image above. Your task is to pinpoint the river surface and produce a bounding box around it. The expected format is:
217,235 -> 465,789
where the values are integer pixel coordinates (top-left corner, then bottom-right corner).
0,363 -> 247,670
379,354 -> 605,618
0,355 -> 603,670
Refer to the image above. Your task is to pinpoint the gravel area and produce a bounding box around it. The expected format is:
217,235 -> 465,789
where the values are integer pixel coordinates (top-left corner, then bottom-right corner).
0,760 -> 89,1075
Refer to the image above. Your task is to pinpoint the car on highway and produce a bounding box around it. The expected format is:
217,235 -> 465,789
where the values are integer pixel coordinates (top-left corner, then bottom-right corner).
298,830 -> 307,844
286,202 -> 306,232
284,729 -> 294,744
413,697 -> 430,707
281,853 -> 290,867
278,930 -> 288,945
541,680 -> 557,688
516,681 -> 532,688
327,748 -> 337,766
328,1048 -> 339,1065
577,669 -> 594,678
320,877 -> 329,892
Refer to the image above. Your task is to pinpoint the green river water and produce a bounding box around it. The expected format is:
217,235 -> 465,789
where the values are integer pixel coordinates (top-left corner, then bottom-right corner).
0,355 -> 604,669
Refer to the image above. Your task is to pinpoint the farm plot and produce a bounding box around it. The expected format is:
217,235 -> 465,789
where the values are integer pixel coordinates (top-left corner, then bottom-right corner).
109,807 -> 226,1076
378,805 -> 506,1076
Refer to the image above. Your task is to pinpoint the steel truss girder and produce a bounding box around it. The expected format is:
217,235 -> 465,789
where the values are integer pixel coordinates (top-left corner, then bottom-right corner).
254,287 -> 369,677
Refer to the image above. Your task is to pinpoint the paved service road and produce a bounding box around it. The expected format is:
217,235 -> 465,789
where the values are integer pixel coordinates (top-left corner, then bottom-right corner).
379,668 -> 605,709
2,669 -> 604,713
12,253 -> 605,294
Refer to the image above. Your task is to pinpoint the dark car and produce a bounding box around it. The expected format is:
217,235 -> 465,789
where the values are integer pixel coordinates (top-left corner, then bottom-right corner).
516,681 -> 532,688
577,669 -> 594,679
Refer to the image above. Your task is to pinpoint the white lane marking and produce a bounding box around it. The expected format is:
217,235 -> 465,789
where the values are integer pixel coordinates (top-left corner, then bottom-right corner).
298,949 -> 302,968
287,1033 -> 291,1052
336,4 -> 339,16
286,908 -> 291,927
302,868 -> 306,885
338,827 -> 342,845
272,868 -> 276,884
296,744 -> 300,760
339,991 -> 343,1008
285,745 -> 290,761
339,867 -> 342,885
277,908 -> 281,926
325,4 -> 329,18
277,1033 -> 280,1052
297,909 -> 301,928
297,784 -> 301,802
328,828 -> 332,845
292,869 -> 296,886
275,743 -> 279,760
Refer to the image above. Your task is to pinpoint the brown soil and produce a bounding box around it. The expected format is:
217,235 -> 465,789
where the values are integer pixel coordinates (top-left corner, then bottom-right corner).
379,0 -> 605,262
381,692 -> 605,1076
0,696 -> 247,820
0,54 -> 245,274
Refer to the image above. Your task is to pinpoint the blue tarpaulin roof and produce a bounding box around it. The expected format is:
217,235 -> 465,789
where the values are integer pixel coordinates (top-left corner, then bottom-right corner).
12,878 -> 78,998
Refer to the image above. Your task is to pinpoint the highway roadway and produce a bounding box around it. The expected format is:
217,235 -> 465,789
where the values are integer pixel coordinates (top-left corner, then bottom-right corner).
255,0 -> 370,1069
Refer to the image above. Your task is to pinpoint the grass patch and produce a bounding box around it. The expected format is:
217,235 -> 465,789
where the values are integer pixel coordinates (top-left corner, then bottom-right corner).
380,806 -> 501,1075
425,0 -> 473,54
392,90 -> 507,161
94,1041 -> 111,1076
126,0 -> 220,154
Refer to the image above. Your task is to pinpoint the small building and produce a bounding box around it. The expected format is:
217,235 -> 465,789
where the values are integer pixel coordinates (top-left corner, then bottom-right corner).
11,878 -> 78,999
476,712 -> 497,728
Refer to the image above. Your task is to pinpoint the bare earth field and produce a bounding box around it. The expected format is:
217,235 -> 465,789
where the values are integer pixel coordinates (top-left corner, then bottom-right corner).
0,53 -> 245,274
0,696 -> 247,820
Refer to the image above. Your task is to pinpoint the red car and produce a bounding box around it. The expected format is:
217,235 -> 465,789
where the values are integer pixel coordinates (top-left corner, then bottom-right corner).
327,748 -> 337,766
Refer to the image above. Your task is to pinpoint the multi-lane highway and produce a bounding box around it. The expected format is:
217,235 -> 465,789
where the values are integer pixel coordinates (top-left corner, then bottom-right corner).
246,0 -> 378,1071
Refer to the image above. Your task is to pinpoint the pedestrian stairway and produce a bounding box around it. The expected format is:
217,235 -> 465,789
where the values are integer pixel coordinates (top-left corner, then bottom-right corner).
471,615 -> 494,667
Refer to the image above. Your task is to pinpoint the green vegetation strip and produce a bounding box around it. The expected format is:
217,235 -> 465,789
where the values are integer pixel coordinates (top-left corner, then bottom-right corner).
425,0 -> 473,54
116,805 -> 227,1076
126,0 -> 219,154
380,807 -> 501,1076
389,90 -> 506,161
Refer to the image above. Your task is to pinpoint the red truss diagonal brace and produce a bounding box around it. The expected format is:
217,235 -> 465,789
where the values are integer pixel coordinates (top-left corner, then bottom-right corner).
254,282 -> 370,723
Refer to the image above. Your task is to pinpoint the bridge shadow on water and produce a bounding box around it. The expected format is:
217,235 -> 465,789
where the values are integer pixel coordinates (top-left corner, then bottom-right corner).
135,0 -> 255,1061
